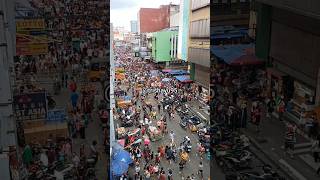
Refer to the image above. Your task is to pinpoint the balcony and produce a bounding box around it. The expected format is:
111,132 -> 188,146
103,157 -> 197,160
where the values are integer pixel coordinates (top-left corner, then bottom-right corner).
190,19 -> 210,38
188,48 -> 210,67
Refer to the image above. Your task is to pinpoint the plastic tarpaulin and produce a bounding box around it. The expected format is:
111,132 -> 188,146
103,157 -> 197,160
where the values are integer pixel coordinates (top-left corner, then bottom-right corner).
211,44 -> 261,65
168,69 -> 188,75
111,161 -> 129,176
174,75 -> 193,83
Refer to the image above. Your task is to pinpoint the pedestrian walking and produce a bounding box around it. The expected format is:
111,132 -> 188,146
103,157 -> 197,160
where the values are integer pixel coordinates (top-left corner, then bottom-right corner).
198,161 -> 204,178
170,131 -> 175,144
278,97 -> 285,121
311,136 -> 320,162
284,124 -> 296,158
267,97 -> 276,119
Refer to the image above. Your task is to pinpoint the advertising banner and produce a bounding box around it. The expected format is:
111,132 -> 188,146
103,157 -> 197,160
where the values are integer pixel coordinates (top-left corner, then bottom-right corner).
16,19 -> 45,30
13,92 -> 47,121
47,109 -> 66,122
16,19 -> 48,55
16,43 -> 48,56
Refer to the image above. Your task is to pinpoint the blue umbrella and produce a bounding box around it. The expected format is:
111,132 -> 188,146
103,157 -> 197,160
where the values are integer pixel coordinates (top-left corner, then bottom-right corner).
111,161 -> 129,176
112,149 -> 133,164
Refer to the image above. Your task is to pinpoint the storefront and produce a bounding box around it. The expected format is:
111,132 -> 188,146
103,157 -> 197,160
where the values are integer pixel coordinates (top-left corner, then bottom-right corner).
290,81 -> 316,119
266,68 -> 285,98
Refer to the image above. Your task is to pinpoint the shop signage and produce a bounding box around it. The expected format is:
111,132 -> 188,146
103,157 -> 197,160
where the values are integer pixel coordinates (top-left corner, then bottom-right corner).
16,19 -> 48,55
16,43 -> 48,56
47,109 -> 66,122
16,19 -> 45,30
13,92 -> 47,121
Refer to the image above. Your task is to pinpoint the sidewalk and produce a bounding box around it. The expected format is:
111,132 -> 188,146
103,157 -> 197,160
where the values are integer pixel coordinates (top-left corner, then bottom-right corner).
186,100 -> 210,123
242,112 -> 320,180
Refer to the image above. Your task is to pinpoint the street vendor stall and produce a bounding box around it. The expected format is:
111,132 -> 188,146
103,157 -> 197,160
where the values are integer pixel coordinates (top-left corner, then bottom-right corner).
116,96 -> 132,108
116,127 -> 126,139
115,73 -> 125,80
147,126 -> 162,141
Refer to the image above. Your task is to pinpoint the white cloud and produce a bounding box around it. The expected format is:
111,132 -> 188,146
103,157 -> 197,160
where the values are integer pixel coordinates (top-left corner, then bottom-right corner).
111,0 -> 180,31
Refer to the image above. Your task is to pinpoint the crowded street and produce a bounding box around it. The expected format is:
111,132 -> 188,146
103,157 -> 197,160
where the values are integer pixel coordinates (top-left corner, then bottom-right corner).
111,47 -> 211,179
11,0 -> 108,179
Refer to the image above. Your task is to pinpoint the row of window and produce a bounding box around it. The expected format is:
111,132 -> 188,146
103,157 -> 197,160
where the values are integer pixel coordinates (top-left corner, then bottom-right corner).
190,19 -> 210,38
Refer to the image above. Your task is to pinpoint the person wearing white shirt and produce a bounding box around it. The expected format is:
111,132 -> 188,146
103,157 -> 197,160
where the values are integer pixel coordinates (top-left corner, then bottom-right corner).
40,150 -> 48,167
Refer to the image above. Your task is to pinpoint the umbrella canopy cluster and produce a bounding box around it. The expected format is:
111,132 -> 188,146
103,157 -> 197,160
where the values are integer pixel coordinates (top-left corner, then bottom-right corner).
111,146 -> 133,176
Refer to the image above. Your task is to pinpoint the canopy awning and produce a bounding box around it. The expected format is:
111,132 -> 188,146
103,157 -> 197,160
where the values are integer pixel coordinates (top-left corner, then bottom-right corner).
211,44 -> 262,65
174,75 -> 193,83
168,69 -> 188,75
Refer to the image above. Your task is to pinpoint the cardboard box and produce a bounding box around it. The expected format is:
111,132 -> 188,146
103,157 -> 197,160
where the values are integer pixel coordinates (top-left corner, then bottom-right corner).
23,119 -> 45,129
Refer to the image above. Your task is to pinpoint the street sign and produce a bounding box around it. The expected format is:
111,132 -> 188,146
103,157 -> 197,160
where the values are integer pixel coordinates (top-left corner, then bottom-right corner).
47,109 -> 66,122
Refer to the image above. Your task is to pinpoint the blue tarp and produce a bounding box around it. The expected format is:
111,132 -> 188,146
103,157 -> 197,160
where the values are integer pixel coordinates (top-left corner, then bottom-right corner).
111,161 -> 129,176
211,44 -> 254,64
212,33 -> 245,40
174,75 -> 192,83
168,69 -> 189,75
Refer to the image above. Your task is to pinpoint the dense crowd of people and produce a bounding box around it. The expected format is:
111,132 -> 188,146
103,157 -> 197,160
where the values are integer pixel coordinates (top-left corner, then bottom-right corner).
15,0 -> 108,179
112,48 -> 209,180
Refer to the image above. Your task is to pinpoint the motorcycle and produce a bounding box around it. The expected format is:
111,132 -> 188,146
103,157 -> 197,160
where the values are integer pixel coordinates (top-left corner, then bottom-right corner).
238,165 -> 285,180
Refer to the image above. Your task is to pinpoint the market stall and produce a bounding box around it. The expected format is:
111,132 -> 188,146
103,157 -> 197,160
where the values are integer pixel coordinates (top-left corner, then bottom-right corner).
147,126 -> 162,141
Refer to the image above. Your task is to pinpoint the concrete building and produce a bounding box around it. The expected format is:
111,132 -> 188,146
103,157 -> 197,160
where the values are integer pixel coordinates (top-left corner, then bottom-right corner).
255,0 -> 320,120
137,6 -> 170,34
170,11 -> 180,27
177,0 -> 190,61
130,20 -> 138,33
170,4 -> 180,27
110,23 -> 116,155
211,0 -> 250,27
0,0 -> 18,179
188,0 -> 210,104
151,27 -> 179,63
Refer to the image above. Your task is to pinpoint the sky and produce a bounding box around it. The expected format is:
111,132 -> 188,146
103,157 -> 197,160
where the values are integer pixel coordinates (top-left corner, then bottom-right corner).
111,0 -> 180,31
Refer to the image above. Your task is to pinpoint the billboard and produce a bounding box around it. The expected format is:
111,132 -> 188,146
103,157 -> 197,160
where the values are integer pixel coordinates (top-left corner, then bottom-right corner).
16,19 -> 45,30
13,92 -> 48,121
16,43 -> 48,56
16,19 -> 48,55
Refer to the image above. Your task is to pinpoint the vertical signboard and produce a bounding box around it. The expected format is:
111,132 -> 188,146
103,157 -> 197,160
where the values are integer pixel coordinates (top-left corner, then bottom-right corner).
177,0 -> 190,61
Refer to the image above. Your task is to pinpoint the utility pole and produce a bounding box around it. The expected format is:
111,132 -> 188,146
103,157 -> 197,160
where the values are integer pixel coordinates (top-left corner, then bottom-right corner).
0,0 -> 21,179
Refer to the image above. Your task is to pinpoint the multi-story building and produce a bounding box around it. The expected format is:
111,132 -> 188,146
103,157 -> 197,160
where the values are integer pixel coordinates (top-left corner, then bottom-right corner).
151,27 -> 179,64
170,4 -> 180,27
255,0 -> 320,121
137,5 -> 170,34
188,0 -> 210,104
211,0 -> 251,27
130,20 -> 138,33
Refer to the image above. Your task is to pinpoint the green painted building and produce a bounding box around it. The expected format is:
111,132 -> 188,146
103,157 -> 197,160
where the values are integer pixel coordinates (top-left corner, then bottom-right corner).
151,28 -> 179,63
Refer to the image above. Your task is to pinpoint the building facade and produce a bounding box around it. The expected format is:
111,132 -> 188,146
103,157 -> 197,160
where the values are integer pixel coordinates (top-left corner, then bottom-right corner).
188,0 -> 210,104
255,0 -> 320,120
137,6 -> 170,34
151,28 -> 178,63
130,20 -> 138,33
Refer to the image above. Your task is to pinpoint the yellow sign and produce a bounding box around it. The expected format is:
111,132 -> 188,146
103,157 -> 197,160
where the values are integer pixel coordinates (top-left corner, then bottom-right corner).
16,19 -> 45,30
16,44 -> 48,56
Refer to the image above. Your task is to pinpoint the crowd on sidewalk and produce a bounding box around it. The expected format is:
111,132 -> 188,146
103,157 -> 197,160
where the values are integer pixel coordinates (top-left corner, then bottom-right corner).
112,48 -> 210,179
14,0 -> 108,179
211,61 -> 320,174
